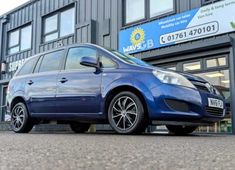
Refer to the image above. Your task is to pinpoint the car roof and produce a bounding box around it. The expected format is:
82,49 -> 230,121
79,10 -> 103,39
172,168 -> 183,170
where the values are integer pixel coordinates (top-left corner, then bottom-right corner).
24,43 -> 102,62
15,43 -> 107,76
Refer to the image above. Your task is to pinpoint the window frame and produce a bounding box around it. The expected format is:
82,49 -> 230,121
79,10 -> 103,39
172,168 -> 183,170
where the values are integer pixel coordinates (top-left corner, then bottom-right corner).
123,0 -> 147,26
183,60 -> 202,73
7,24 -> 32,55
149,0 -> 176,20
204,55 -> 229,71
201,0 -> 220,5
42,5 -> 75,43
123,0 -> 176,27
43,14 -> 59,42
157,54 -> 229,74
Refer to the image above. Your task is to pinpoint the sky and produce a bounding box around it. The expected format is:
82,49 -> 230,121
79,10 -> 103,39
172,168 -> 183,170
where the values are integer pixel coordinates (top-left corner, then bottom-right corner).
0,0 -> 29,16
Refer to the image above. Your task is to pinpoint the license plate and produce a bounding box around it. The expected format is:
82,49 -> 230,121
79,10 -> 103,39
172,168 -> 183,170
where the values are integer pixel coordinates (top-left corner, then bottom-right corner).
208,98 -> 223,109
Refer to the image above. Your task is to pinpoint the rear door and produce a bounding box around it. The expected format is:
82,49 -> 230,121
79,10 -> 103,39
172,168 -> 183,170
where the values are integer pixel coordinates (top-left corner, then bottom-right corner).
56,46 -> 102,114
25,50 -> 65,114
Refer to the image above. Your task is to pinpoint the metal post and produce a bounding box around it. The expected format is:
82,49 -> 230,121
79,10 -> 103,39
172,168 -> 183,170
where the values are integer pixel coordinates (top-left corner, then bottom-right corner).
0,18 -> 3,122
229,36 -> 235,134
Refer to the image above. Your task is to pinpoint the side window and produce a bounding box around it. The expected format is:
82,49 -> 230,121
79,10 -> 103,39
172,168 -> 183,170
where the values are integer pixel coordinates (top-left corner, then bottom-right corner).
100,56 -> 116,68
17,57 -> 38,76
39,50 -> 64,73
65,47 -> 97,70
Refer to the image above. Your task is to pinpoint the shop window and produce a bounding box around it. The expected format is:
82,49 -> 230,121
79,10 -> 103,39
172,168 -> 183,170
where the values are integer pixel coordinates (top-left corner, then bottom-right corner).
8,25 -> 32,55
124,0 -> 175,25
39,50 -> 64,73
206,57 -> 227,68
43,7 -> 75,43
202,0 -> 220,5
183,61 -> 201,71
166,66 -> 176,71
125,0 -> 145,24
150,0 -> 174,18
65,47 -> 97,70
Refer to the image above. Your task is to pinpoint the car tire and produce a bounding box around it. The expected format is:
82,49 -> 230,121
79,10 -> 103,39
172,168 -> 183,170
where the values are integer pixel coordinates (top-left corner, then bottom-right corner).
70,122 -> 90,133
166,125 -> 198,135
11,102 -> 34,133
108,91 -> 147,134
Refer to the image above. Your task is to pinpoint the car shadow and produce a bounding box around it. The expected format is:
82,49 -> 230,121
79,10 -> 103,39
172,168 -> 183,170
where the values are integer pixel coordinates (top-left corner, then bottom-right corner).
27,130 -> 232,137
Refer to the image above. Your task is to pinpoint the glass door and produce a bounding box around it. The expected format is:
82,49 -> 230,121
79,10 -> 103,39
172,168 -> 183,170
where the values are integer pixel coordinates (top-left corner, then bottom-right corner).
1,86 -> 9,121
161,55 -> 231,133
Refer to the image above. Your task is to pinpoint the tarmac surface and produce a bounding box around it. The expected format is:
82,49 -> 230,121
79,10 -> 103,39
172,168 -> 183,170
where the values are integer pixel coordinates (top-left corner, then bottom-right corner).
0,132 -> 234,170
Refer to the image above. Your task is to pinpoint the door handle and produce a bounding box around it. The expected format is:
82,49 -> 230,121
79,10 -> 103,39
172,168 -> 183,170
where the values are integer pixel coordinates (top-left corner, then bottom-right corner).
59,78 -> 68,83
27,80 -> 34,85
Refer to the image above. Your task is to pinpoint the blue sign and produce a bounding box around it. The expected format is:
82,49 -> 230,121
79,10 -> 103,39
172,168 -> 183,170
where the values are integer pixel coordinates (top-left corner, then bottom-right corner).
119,0 -> 235,54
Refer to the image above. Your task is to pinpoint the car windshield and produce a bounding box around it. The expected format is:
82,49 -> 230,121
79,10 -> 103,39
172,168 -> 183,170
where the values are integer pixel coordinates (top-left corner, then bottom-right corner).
109,50 -> 151,67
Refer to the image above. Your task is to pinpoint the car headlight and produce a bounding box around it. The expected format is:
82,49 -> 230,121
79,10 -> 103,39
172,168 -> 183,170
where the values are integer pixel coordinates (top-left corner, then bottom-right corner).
153,70 -> 196,89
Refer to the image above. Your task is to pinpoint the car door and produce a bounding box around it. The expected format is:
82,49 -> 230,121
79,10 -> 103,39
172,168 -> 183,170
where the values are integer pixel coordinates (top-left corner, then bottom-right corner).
25,50 -> 65,115
56,46 -> 102,114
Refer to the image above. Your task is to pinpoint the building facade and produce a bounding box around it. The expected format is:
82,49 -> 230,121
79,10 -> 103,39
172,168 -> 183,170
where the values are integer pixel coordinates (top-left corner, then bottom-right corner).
0,0 -> 234,133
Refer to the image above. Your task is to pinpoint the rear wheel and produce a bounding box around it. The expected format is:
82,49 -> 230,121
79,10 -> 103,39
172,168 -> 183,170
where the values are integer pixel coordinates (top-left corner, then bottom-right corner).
11,102 -> 34,133
70,122 -> 90,133
108,91 -> 147,134
166,125 -> 198,135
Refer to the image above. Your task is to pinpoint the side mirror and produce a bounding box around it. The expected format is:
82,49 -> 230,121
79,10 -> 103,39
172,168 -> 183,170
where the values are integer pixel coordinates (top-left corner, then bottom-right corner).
80,56 -> 98,68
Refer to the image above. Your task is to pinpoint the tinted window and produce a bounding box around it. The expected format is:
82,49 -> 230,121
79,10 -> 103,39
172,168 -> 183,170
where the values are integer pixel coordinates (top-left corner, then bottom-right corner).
65,47 -> 97,70
18,57 -> 38,76
150,0 -> 174,18
45,14 -> 58,34
43,7 -> 75,43
21,25 -> 32,51
60,8 -> 75,37
39,50 -> 64,73
125,0 -> 145,24
8,25 -> 32,54
100,56 -> 116,68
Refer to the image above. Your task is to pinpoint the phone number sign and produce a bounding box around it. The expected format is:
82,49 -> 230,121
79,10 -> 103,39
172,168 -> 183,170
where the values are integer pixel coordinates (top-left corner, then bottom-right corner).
119,0 -> 235,54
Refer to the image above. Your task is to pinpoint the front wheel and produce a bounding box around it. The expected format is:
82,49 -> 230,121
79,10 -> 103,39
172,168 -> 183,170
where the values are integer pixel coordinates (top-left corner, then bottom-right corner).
108,91 -> 147,134
166,125 -> 198,135
11,102 -> 34,133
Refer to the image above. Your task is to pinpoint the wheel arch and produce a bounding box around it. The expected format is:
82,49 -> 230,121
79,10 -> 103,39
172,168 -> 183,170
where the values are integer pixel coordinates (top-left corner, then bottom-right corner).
10,96 -> 27,112
104,85 -> 149,120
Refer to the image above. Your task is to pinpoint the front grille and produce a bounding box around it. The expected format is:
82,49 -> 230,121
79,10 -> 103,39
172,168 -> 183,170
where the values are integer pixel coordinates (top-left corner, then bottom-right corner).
206,107 -> 224,117
194,84 -> 210,93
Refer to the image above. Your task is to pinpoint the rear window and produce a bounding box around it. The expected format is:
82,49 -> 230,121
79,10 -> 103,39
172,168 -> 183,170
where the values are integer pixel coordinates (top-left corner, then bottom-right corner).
38,50 -> 64,73
17,57 -> 38,76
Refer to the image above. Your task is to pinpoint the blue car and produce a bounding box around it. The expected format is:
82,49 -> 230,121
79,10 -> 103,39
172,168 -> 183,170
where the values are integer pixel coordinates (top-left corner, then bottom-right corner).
6,44 -> 225,134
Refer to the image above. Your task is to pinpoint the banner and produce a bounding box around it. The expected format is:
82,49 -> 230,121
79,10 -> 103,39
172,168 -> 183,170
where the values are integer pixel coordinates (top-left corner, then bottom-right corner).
119,0 -> 235,54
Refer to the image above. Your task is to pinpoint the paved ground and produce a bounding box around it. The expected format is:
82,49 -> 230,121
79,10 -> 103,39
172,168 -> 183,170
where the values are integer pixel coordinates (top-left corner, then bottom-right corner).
0,132 -> 234,170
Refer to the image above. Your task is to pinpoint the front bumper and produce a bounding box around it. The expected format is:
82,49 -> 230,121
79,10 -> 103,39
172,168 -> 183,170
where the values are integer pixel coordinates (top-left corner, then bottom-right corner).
148,84 -> 225,125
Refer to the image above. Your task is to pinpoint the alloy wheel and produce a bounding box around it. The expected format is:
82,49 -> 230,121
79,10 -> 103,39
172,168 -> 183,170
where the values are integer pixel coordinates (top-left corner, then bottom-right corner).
12,105 -> 25,131
111,96 -> 138,131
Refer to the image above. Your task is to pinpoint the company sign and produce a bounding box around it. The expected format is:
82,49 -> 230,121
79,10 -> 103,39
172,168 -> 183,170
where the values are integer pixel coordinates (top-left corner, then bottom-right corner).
119,0 -> 235,54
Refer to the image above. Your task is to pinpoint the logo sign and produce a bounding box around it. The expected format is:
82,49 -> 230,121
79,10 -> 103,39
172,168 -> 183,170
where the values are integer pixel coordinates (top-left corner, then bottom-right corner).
119,0 -> 235,54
